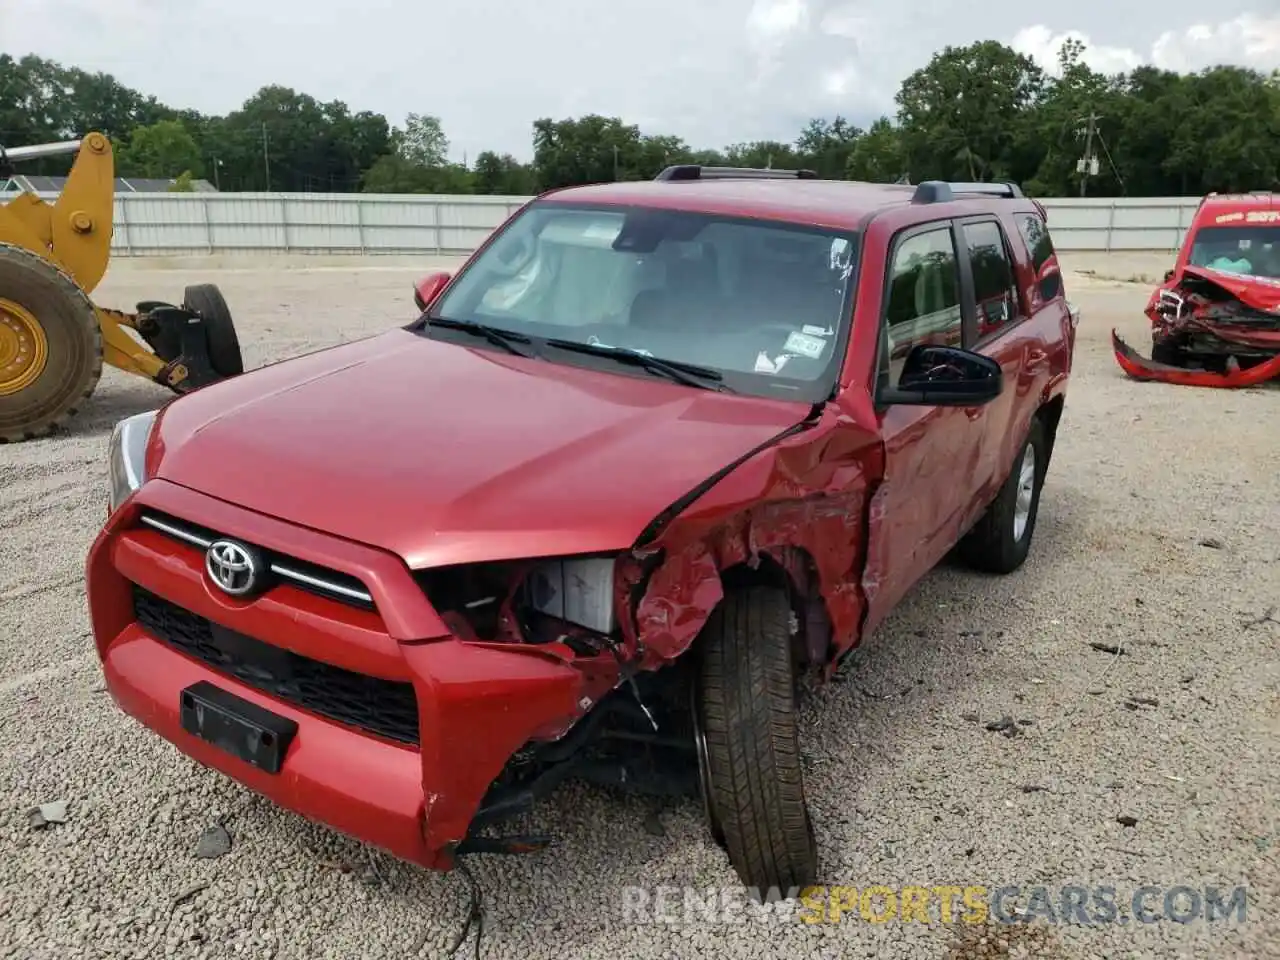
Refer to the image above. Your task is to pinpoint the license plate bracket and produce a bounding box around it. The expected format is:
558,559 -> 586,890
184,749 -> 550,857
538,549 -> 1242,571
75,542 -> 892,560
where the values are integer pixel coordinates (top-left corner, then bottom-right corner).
179,681 -> 297,774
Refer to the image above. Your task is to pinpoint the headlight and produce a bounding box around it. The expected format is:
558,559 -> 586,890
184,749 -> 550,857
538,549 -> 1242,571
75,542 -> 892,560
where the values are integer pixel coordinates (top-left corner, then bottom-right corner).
522,556 -> 617,634
107,409 -> 159,513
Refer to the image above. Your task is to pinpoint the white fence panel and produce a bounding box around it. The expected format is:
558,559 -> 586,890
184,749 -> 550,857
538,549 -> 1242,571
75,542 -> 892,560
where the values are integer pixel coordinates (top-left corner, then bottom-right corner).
4,190 -> 1214,256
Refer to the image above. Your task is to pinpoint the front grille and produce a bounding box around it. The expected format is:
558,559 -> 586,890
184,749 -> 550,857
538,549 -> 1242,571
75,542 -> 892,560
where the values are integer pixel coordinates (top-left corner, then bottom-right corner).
132,585 -> 420,746
136,510 -> 375,610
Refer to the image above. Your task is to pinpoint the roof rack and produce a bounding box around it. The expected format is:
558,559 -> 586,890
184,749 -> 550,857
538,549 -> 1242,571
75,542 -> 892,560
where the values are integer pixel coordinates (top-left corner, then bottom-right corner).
654,164 -> 820,182
911,180 -> 1025,204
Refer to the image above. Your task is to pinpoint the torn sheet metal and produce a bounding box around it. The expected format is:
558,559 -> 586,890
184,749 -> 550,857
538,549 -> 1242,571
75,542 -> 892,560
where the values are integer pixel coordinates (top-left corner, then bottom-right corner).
619,402 -> 881,672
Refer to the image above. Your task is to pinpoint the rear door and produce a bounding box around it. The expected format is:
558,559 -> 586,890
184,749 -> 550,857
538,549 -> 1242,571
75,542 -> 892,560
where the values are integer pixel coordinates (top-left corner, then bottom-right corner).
952,214 -> 1027,511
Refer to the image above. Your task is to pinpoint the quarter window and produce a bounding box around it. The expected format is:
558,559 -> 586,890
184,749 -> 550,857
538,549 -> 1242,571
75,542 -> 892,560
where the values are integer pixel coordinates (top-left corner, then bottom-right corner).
963,220 -> 1019,338
1017,213 -> 1061,301
883,226 -> 962,383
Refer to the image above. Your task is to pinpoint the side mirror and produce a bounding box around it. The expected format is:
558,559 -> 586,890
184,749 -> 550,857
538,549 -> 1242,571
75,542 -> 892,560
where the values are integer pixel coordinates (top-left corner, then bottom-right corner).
413,269 -> 452,312
880,345 -> 1003,407
1163,268 -> 1176,283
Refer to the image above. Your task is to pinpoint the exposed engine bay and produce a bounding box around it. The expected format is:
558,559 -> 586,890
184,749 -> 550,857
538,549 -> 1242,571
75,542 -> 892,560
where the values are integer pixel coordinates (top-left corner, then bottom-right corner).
1112,265 -> 1280,388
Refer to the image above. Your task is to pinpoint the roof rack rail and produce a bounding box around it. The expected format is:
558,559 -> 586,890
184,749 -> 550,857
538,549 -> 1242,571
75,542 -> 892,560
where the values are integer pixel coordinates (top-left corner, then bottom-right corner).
654,164 -> 820,182
911,180 -> 1025,204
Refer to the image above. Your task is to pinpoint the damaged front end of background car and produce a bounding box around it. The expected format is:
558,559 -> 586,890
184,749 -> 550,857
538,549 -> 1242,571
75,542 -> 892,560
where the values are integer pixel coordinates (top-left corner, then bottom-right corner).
1113,265 -> 1280,388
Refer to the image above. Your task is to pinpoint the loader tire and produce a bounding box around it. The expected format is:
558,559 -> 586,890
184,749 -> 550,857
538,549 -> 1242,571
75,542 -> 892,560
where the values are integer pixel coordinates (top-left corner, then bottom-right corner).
0,244 -> 102,443
693,585 -> 819,899
183,283 -> 242,377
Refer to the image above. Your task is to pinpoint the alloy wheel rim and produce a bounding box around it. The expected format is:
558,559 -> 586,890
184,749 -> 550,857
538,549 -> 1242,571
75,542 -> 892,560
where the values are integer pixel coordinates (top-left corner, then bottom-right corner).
1012,442 -> 1036,542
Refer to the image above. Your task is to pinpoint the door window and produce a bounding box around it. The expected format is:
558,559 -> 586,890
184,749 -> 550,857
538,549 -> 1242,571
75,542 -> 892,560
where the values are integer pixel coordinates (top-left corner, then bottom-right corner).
963,220 -> 1020,339
1016,213 -> 1062,301
883,226 -> 963,383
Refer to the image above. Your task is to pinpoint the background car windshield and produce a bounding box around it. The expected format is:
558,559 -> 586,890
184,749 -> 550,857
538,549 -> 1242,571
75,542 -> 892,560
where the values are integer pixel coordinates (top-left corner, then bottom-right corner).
1188,225 -> 1280,279
430,203 -> 858,397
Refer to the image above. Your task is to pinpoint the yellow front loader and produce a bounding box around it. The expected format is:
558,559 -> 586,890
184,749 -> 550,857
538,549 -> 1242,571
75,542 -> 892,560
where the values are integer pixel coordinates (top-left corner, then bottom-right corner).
0,132 -> 243,442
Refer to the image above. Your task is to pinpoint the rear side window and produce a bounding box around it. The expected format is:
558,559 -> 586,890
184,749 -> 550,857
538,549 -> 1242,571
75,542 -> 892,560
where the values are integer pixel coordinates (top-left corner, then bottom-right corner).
962,219 -> 1019,338
883,225 -> 963,383
1016,213 -> 1062,301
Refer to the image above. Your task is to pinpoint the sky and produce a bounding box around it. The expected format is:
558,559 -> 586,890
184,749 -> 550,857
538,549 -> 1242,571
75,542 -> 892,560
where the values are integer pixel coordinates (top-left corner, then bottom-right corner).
2,1 -> 1278,163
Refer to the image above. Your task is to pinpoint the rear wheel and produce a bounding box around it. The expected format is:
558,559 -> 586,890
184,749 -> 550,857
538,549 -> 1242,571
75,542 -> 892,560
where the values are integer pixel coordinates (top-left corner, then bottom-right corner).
0,244 -> 102,442
183,283 -> 242,377
957,417 -> 1047,574
693,585 -> 818,898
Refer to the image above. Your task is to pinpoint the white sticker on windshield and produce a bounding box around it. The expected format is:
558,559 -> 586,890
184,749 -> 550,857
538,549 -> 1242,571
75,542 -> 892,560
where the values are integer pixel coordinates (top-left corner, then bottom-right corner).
802,324 -> 834,337
783,331 -> 826,359
754,351 -> 791,374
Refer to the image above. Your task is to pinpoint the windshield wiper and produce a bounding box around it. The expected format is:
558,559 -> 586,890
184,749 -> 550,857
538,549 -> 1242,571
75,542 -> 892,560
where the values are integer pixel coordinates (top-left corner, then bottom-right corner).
545,338 -> 730,392
428,316 -> 535,358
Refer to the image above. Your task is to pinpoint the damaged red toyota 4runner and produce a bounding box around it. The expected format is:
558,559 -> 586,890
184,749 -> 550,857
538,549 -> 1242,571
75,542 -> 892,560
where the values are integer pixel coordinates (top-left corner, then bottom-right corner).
88,166 -> 1077,896
1112,191 -> 1280,387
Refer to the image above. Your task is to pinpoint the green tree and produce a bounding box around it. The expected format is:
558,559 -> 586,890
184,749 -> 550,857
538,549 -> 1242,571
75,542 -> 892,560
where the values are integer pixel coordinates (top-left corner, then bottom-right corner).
846,117 -> 908,182
119,119 -> 203,179
532,115 -> 648,189
796,117 -> 863,178
722,140 -> 800,169
472,151 -> 535,195
896,41 -> 1046,182
397,113 -> 449,167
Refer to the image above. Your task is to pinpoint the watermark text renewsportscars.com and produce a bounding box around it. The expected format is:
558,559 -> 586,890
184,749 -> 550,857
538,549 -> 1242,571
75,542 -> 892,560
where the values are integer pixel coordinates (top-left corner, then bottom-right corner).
620,884 -> 1251,926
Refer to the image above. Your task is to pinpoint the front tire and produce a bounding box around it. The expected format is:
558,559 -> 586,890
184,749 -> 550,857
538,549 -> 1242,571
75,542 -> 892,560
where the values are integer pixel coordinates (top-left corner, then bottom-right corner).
958,417 -> 1047,574
693,585 -> 818,897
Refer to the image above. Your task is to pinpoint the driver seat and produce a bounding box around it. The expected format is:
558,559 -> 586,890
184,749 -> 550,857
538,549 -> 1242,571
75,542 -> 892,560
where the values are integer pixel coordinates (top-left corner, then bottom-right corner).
629,246 -> 721,332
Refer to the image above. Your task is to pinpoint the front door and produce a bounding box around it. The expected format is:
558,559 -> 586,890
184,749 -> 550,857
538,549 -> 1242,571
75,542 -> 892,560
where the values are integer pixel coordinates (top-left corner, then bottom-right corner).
861,220 -> 989,636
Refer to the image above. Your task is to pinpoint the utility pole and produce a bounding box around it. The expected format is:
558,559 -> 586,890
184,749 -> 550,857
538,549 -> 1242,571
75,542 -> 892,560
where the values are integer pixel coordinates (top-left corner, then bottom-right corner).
1077,111 -> 1101,197
261,122 -> 271,191
613,144 -> 619,181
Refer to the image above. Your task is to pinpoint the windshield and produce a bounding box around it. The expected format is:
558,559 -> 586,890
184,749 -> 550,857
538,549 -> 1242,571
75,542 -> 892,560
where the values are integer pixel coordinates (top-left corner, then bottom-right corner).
426,201 -> 859,401
1188,224 -> 1280,279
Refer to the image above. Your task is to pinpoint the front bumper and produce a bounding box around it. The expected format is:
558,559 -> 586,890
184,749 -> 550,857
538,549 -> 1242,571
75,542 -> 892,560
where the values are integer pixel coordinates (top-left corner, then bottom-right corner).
1111,329 -> 1280,388
86,479 -> 586,869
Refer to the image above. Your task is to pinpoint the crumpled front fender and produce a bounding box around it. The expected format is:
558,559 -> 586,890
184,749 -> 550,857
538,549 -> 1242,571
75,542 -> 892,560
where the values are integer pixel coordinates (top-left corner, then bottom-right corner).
1111,329 -> 1280,388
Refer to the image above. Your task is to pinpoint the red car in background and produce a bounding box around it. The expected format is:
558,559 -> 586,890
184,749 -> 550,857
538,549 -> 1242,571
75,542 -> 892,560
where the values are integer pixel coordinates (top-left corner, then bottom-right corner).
1113,191 -> 1280,387
88,168 -> 1077,898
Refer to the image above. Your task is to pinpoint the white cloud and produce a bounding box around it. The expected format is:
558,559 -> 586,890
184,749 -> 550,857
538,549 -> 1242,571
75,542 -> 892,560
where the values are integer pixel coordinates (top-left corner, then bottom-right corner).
1,2 -> 1277,162
1150,14 -> 1280,71
1013,15 -> 1280,77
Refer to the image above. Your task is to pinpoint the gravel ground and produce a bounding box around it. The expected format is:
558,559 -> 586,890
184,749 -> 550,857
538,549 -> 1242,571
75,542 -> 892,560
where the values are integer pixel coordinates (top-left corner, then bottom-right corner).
1,253 -> 1276,960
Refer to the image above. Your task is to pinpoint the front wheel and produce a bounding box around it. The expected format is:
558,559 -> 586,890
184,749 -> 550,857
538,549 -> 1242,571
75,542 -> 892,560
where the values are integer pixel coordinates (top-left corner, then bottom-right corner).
692,585 -> 818,897
957,417 -> 1047,574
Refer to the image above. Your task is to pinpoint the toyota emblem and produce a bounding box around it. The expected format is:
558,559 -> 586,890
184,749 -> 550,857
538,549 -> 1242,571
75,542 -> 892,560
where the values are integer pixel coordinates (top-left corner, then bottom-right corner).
205,539 -> 263,596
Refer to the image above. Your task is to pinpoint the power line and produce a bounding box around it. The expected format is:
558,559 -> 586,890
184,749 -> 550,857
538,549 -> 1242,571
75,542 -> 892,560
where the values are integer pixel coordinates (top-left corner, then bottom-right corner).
261,122 -> 270,189
1095,128 -> 1126,195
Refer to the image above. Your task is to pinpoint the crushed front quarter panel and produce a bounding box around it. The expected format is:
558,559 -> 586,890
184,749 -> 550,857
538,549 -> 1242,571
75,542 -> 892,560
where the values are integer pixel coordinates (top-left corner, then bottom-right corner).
617,397 -> 884,675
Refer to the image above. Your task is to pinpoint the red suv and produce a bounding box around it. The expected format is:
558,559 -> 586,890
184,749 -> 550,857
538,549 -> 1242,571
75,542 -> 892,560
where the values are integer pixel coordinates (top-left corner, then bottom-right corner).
88,166 -> 1077,897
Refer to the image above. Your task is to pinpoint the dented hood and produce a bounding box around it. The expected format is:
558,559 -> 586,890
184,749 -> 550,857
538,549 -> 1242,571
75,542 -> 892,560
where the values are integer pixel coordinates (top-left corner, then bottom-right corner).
1181,265 -> 1280,313
150,330 -> 812,568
